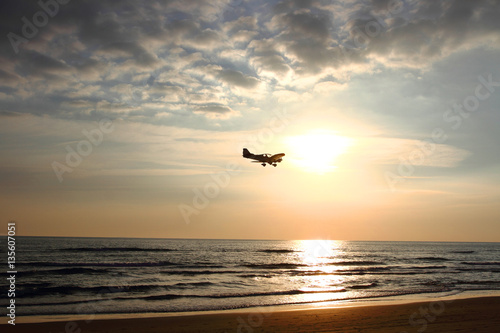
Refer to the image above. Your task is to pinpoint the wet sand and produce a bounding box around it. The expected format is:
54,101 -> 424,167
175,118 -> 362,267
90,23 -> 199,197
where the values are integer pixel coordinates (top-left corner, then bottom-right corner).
2,296 -> 499,332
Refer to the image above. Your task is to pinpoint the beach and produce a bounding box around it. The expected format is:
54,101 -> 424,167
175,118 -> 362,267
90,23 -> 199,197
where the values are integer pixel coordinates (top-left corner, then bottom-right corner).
3,295 -> 500,332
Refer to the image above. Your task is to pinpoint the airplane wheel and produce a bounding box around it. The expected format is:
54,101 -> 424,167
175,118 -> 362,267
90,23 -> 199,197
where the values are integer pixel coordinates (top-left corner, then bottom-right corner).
273,164 -> 277,167
262,163 -> 266,167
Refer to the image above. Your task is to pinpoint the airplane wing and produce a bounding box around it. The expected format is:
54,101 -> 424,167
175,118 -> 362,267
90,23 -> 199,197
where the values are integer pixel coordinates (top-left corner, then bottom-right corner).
269,153 -> 285,162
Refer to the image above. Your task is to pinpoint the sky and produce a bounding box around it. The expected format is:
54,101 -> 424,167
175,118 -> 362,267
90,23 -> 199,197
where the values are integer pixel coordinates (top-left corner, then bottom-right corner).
1,0 -> 499,242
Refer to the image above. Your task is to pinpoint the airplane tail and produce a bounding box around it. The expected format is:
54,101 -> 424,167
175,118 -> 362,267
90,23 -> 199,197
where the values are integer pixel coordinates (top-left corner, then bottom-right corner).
242,148 -> 252,158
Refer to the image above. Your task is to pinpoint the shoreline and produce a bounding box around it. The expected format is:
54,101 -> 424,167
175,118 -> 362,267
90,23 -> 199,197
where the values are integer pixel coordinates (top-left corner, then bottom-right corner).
2,291 -> 500,332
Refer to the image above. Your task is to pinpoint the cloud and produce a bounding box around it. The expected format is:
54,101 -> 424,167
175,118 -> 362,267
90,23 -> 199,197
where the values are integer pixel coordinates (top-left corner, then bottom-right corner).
348,0 -> 500,67
1,0 -> 499,130
192,29 -> 222,47
98,42 -> 158,67
20,50 -> 71,76
195,104 -> 234,114
223,15 -> 258,35
279,11 -> 332,40
165,20 -> 225,50
253,54 -> 290,76
193,104 -> 240,120
218,69 -> 260,89
165,19 -> 199,40
272,89 -> 311,103
0,110 -> 23,117
268,7 -> 342,73
247,39 -> 291,77
273,0 -> 317,13
0,68 -> 20,83
355,137 -> 471,169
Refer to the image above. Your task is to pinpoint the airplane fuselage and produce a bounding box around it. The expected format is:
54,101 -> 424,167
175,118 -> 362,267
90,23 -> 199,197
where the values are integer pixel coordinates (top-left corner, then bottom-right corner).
242,148 -> 285,167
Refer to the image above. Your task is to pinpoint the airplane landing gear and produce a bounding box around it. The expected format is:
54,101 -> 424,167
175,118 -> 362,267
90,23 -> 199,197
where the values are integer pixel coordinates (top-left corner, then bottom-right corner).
262,163 -> 266,167
272,164 -> 277,167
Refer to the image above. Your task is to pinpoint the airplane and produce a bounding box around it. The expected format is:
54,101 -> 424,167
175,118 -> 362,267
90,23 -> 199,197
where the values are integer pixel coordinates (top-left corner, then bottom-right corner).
242,148 -> 285,167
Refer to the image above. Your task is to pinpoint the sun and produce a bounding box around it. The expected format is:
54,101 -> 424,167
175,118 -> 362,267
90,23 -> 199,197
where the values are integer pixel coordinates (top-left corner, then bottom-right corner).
285,130 -> 352,174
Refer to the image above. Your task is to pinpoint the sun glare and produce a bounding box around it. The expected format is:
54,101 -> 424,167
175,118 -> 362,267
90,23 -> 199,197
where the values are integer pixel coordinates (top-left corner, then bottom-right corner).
298,239 -> 338,265
285,130 -> 352,174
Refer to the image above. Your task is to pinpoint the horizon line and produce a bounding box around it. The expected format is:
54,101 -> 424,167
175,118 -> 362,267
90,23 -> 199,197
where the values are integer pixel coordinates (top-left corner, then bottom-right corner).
3,235 -> 499,243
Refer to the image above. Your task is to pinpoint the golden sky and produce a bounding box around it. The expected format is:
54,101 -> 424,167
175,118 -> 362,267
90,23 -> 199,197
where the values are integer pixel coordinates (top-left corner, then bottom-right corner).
1,0 -> 500,241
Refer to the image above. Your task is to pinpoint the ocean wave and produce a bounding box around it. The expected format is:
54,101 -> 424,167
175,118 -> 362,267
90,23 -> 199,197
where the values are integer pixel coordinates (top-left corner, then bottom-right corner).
16,284 -> 166,297
450,251 -> 475,254
415,257 -> 450,262
237,274 -> 274,278
15,282 -> 52,289
18,261 -> 178,267
348,282 -> 378,290
285,267 -> 392,277
420,281 -> 449,287
335,266 -> 392,272
15,299 -> 103,307
242,263 -> 307,269
456,268 -> 500,273
59,247 -> 176,252
329,261 -> 386,266
20,267 -> 110,276
408,265 -> 447,270
13,282 -> 223,299
258,249 -> 297,253
455,280 -> 500,285
160,269 -> 243,276
180,265 -> 226,269
299,287 -> 346,293
461,261 -> 500,266
142,288 -> 342,301
174,281 -> 215,287
16,289 -> 458,316
334,254 -> 385,259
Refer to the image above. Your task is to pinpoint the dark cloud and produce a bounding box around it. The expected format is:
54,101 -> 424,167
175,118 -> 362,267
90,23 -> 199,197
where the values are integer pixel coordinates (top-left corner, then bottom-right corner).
165,19 -> 223,49
218,69 -> 260,89
192,29 -> 221,46
346,0 -> 500,65
195,104 -> 233,114
280,11 -> 331,41
100,42 -> 158,67
253,54 -> 290,75
224,16 -> 257,35
165,19 -> 199,39
0,110 -> 23,117
0,69 -> 19,83
247,38 -> 291,76
370,0 -> 391,11
0,86 -> 18,95
18,50 -> 71,77
269,4 -> 343,72
274,0 -> 316,13
288,39 -> 341,73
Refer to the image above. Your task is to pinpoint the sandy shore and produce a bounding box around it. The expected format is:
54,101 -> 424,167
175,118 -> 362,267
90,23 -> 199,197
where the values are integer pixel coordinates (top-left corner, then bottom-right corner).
2,296 -> 500,332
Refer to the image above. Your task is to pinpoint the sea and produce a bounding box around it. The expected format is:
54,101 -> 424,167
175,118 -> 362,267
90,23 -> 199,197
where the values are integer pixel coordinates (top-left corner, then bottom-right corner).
2,237 -> 500,316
